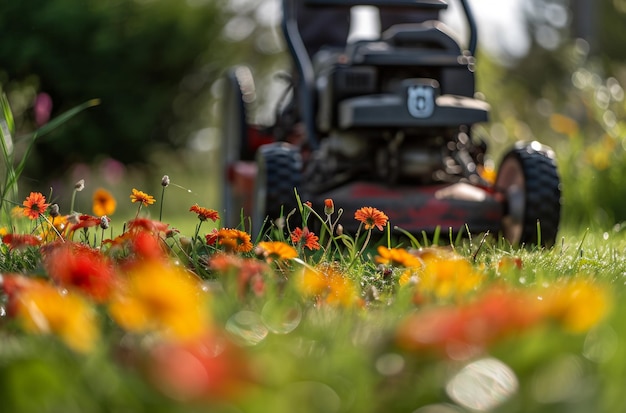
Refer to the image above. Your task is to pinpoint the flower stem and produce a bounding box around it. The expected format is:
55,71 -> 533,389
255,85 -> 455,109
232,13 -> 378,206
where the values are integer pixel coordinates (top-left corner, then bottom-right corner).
70,189 -> 77,213
39,214 -> 65,242
159,186 -> 166,221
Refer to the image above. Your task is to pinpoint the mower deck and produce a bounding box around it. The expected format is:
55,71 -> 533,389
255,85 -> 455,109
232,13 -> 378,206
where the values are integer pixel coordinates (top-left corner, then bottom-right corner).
228,159 -> 504,235
311,181 -> 504,235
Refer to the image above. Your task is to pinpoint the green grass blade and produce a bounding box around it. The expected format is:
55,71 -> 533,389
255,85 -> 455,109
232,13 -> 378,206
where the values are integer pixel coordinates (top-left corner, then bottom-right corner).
3,98 -> 101,201
394,226 -> 422,249
22,98 -> 101,141
0,92 -> 17,208
0,91 -> 15,136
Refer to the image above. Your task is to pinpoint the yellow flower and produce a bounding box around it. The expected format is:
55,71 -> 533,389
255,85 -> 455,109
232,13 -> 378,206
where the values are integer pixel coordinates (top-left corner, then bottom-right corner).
256,241 -> 298,263
93,188 -> 117,216
11,205 -> 24,219
15,281 -> 100,353
108,261 -> 209,341
417,248 -> 484,300
298,263 -> 360,307
549,113 -> 579,137
375,246 -> 422,268
543,279 -> 612,333
130,188 -> 156,206
376,246 -> 423,287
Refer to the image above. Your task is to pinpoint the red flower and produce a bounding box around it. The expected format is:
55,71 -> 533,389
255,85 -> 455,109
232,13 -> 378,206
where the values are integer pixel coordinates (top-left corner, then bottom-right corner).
127,218 -> 170,234
290,227 -> 321,251
210,253 -> 268,298
22,192 -> 50,220
131,231 -> 169,261
147,332 -> 252,402
70,214 -> 109,233
205,229 -> 219,246
354,207 -> 388,231
2,233 -> 41,250
395,287 -> 542,359
42,243 -> 118,302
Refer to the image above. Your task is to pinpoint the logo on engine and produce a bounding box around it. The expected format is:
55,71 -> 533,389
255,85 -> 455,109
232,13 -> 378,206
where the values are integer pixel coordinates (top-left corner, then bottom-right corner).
407,85 -> 435,118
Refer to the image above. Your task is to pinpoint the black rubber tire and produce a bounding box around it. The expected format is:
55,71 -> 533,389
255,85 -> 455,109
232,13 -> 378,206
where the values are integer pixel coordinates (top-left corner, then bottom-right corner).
253,142 -> 303,237
495,141 -> 561,247
220,66 -> 255,228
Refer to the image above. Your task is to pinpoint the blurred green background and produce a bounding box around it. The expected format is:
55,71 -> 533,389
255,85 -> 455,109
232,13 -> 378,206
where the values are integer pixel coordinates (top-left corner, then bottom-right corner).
1,0 -> 626,233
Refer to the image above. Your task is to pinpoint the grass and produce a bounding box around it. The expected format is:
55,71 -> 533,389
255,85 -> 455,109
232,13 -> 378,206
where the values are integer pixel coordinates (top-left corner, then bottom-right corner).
0,183 -> 623,413
1,89 -> 626,412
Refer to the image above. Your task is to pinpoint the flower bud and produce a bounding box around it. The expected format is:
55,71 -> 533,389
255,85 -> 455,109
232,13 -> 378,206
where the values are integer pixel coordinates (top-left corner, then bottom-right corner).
74,179 -> 85,191
324,198 -> 334,215
49,203 -> 60,218
336,224 -> 343,236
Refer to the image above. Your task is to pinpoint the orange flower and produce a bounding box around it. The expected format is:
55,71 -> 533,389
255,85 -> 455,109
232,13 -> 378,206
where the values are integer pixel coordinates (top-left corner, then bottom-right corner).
189,204 -> 220,222
354,207 -> 388,231
22,192 -> 50,220
215,229 -> 253,253
92,188 -> 117,216
130,188 -> 155,206
256,241 -> 298,262
290,227 -> 321,250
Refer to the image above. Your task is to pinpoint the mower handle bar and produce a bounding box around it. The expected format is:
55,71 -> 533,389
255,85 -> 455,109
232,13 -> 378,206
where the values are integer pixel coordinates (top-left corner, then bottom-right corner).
304,0 -> 447,8
300,0 -> 477,55
281,0 -> 478,149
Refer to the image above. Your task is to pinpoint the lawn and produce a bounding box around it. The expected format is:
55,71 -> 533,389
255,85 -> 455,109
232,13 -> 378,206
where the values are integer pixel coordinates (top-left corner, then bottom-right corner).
0,181 -> 623,413
1,88 -> 625,413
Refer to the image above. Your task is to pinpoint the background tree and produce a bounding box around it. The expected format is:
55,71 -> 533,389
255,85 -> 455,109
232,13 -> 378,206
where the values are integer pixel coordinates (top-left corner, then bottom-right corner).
0,0 -> 282,184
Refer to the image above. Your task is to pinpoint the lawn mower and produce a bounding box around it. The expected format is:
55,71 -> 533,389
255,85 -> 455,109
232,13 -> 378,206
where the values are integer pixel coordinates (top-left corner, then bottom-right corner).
219,0 -> 561,247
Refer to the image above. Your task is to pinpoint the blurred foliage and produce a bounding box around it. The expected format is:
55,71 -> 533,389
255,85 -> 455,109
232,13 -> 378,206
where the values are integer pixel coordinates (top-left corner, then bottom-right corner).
475,0 -> 626,230
0,0 -> 282,185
